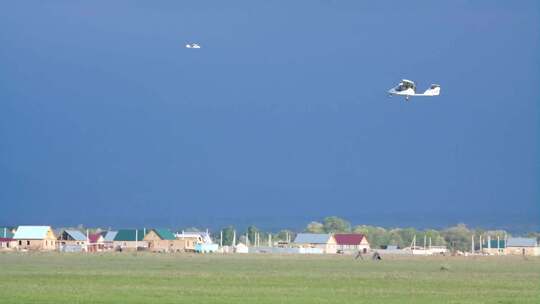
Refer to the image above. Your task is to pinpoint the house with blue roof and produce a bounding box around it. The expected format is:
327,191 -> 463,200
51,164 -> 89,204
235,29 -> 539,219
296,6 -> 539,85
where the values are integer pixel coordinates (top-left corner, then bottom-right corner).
293,233 -> 337,254
13,226 -> 57,251
102,230 -> 118,251
506,237 -> 539,256
58,229 -> 88,252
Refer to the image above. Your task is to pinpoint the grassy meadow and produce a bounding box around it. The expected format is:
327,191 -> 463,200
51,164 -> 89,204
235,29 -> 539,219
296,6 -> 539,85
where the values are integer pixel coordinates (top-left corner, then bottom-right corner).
0,253 -> 538,304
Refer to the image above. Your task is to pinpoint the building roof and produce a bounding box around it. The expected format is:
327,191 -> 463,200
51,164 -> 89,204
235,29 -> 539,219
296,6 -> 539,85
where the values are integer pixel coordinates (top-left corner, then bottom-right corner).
175,231 -> 214,244
152,229 -> 176,240
294,233 -> 332,244
0,237 -> 14,242
53,228 -> 63,237
334,234 -> 366,245
63,230 -> 87,241
175,231 -> 203,238
88,233 -> 103,243
1,227 -> 14,238
13,226 -> 53,240
507,237 -> 537,247
114,229 -> 146,241
103,231 -> 118,242
485,240 -> 506,249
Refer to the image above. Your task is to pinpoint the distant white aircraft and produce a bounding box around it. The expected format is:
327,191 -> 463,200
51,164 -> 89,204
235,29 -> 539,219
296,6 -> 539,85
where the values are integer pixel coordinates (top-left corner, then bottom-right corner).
185,43 -> 201,49
388,79 -> 440,101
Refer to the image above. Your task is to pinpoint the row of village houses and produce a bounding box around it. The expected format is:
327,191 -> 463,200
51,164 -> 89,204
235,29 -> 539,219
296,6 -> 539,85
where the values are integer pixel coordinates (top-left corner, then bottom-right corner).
1,226 -> 539,256
0,226 -> 371,254
0,226 -> 217,253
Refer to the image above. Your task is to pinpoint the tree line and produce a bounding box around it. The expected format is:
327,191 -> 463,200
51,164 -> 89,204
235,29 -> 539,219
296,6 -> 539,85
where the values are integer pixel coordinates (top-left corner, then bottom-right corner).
210,216 -> 539,252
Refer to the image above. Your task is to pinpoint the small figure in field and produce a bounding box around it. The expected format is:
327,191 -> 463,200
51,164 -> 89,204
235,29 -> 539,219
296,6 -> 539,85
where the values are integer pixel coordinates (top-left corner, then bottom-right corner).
355,251 -> 363,260
372,251 -> 382,260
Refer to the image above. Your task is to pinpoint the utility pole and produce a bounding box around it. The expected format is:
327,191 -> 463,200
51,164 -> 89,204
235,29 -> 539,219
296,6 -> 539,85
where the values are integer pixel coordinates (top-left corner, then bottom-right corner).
220,230 -> 223,247
135,229 -> 138,251
471,235 -> 474,254
232,230 -> 236,247
479,235 -> 483,252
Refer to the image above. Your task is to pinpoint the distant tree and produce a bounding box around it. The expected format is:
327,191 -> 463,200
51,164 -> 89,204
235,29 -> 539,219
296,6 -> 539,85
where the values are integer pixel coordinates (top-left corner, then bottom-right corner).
323,216 -> 351,233
305,221 -> 325,233
246,225 -> 261,245
276,230 -> 295,242
397,228 -> 417,247
257,231 -> 270,245
423,229 -> 446,246
387,229 -> 404,247
353,225 -> 388,248
353,225 -> 369,235
220,226 -> 235,246
441,223 -> 472,252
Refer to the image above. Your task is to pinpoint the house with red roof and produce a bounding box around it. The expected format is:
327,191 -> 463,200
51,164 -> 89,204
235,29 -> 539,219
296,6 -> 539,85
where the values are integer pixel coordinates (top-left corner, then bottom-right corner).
0,227 -> 16,250
334,234 -> 370,254
87,233 -> 105,252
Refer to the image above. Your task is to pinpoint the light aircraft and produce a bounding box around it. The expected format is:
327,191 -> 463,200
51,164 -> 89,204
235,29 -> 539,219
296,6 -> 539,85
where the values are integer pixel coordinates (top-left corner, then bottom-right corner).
388,79 -> 440,100
185,43 -> 201,49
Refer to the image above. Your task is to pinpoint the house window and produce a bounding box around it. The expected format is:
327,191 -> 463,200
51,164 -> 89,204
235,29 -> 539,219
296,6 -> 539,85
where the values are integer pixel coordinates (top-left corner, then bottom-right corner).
19,240 -> 22,246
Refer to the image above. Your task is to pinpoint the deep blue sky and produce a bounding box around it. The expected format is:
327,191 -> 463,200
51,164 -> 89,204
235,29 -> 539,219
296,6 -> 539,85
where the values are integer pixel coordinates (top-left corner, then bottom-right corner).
1,1 -> 538,231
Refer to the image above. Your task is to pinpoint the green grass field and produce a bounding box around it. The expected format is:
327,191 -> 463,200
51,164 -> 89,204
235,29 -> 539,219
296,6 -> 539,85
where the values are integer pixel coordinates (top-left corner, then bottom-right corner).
0,253 -> 538,304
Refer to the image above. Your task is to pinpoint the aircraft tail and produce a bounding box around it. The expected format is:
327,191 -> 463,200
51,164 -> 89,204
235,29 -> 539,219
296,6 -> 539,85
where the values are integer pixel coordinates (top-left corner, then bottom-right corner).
423,84 -> 440,96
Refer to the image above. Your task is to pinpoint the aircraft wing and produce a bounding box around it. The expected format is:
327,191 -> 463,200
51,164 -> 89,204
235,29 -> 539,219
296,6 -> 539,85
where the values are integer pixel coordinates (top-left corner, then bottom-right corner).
415,84 -> 441,96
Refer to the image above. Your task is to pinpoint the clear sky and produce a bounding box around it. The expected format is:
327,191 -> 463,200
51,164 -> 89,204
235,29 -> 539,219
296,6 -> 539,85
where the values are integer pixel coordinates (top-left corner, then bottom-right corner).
1,1 -> 538,231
